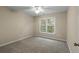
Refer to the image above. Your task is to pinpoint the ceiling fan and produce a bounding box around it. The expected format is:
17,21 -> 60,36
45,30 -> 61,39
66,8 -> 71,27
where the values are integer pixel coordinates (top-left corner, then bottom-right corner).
32,6 -> 44,14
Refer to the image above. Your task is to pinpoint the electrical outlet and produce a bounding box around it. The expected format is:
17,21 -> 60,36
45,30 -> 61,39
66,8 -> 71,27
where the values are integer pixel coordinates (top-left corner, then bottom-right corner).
74,43 -> 79,46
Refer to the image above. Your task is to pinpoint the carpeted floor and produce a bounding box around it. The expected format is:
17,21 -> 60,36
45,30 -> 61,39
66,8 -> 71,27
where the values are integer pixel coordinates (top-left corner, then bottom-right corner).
0,37 -> 70,53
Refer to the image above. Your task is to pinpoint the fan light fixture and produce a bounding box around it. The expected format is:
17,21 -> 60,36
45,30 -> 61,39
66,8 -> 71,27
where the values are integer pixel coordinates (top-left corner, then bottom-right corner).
32,6 -> 44,14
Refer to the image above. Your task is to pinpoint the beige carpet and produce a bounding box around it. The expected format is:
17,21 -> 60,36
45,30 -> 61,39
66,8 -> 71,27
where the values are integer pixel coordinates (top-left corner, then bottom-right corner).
0,37 -> 69,53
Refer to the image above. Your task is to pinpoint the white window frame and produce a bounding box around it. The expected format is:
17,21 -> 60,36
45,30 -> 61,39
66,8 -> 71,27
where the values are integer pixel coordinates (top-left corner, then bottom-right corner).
39,17 -> 56,34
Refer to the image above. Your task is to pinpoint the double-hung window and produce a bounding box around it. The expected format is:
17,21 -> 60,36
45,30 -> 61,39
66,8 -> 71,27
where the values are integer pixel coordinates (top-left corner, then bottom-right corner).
40,17 -> 56,34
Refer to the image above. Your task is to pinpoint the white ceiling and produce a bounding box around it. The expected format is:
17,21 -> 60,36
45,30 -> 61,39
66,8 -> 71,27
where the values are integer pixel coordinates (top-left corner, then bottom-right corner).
7,6 -> 68,16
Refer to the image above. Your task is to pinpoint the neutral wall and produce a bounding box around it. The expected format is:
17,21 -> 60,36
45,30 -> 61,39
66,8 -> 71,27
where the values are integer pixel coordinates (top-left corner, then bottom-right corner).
67,7 -> 79,52
34,12 -> 67,41
0,7 -> 34,45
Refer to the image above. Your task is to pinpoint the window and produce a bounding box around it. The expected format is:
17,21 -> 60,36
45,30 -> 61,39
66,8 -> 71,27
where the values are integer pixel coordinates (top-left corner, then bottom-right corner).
40,17 -> 56,34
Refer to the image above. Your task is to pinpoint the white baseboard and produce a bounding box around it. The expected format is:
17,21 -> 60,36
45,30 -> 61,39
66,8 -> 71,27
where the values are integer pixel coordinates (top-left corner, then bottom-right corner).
66,40 -> 70,52
0,34 -> 66,48
34,35 -> 66,42
0,35 -> 33,47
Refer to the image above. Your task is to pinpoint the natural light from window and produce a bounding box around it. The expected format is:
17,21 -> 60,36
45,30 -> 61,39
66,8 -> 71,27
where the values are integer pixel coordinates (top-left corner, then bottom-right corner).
39,17 -> 56,34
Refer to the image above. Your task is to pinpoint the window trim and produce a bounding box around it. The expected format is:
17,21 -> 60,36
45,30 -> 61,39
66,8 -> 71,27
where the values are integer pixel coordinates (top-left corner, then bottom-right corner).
39,17 -> 56,34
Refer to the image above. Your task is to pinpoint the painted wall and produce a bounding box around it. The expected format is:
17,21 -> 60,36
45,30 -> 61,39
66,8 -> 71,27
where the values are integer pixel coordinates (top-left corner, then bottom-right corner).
34,12 -> 67,41
0,7 -> 34,45
67,7 -> 79,52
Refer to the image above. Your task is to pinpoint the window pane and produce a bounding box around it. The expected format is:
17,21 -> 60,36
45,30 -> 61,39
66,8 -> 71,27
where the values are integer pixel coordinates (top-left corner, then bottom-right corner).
41,20 -> 46,26
48,19 -> 51,25
41,20 -> 46,32
47,26 -> 54,33
48,19 -> 51,24
40,17 -> 55,33
47,19 -> 54,25
41,26 -> 46,32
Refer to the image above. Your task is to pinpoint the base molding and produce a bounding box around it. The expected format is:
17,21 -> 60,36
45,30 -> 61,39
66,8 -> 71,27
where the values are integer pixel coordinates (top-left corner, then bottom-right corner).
66,41 -> 70,52
34,35 -> 66,42
0,35 -> 33,47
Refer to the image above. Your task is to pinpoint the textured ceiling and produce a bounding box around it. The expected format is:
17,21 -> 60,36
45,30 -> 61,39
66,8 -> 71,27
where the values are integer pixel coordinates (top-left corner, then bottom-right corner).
7,6 -> 68,16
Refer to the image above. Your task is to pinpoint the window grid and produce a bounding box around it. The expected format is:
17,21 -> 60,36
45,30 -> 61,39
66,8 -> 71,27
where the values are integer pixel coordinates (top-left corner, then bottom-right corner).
39,17 -> 56,34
